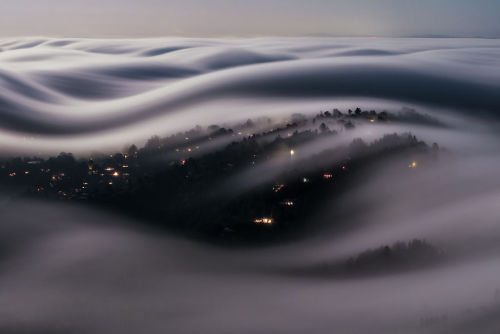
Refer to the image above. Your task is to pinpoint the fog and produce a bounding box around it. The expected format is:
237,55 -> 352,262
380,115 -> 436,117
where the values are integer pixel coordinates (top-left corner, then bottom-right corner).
2,147 -> 500,333
0,37 -> 499,154
1,37 -> 500,333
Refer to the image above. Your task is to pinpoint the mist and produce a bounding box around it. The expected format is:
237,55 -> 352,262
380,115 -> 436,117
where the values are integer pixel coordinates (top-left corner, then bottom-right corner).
0,37 -> 499,155
1,37 -> 500,333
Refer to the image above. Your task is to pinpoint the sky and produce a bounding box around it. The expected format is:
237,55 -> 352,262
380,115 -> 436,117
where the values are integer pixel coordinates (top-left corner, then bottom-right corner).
0,0 -> 499,38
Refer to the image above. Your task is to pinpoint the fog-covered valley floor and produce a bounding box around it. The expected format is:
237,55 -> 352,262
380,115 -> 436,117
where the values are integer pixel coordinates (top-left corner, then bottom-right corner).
1,37 -> 500,333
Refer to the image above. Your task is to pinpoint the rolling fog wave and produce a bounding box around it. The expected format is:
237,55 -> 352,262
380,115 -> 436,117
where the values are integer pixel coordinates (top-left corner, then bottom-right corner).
1,37 -> 500,333
0,37 -> 500,153
1,179 -> 500,334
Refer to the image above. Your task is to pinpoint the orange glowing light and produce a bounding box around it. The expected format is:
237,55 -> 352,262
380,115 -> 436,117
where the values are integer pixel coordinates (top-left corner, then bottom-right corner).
254,218 -> 274,224
273,184 -> 285,192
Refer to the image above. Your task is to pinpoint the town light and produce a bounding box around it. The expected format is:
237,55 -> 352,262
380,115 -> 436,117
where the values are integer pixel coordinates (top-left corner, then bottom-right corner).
254,217 -> 274,224
273,184 -> 285,193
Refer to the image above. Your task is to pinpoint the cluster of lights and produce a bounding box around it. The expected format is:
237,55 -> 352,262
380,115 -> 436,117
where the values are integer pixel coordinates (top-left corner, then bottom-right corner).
323,173 -> 333,179
273,184 -> 285,193
253,218 -> 273,224
408,161 -> 418,169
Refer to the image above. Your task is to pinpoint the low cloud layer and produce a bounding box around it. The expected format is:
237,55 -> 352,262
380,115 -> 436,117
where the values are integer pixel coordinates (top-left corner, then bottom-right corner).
0,37 -> 499,154
1,37 -> 500,333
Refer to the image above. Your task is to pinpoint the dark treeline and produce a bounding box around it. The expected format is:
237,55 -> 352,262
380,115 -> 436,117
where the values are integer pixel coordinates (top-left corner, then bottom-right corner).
0,108 -> 441,245
291,239 -> 444,279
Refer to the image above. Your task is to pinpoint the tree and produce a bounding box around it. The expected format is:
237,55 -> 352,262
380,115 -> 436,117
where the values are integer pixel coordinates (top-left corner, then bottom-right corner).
145,136 -> 161,150
319,122 -> 330,133
128,144 -> 138,156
